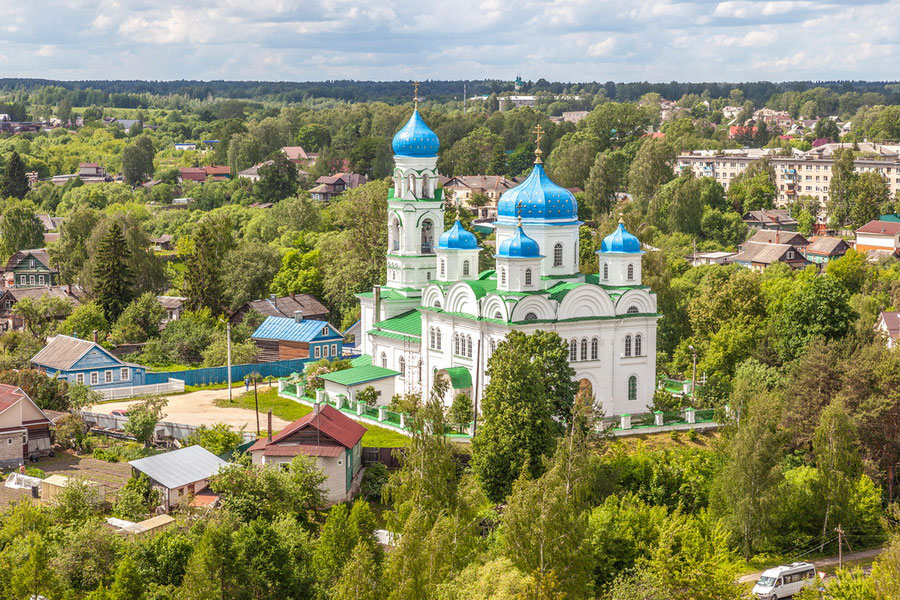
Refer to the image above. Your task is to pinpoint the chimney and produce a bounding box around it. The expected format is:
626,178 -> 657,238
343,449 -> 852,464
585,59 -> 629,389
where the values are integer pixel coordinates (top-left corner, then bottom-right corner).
313,402 -> 321,415
373,286 -> 382,323
92,329 -> 98,343
267,410 -> 272,442
294,310 -> 303,323
269,293 -> 277,302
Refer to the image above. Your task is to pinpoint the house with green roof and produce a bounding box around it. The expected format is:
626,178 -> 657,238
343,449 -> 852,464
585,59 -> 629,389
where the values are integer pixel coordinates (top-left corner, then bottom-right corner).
345,103 -> 660,417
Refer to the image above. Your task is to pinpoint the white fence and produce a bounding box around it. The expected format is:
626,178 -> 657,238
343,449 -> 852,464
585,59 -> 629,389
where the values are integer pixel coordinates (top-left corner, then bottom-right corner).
80,411 -> 256,444
95,378 -> 185,400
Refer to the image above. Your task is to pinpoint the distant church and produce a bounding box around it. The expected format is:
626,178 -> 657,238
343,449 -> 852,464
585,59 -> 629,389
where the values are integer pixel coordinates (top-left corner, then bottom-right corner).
356,97 -> 659,417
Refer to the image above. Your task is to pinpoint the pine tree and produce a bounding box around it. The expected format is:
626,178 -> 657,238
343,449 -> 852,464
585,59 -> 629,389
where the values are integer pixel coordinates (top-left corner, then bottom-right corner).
181,218 -> 227,313
92,222 -> 134,322
0,151 -> 29,199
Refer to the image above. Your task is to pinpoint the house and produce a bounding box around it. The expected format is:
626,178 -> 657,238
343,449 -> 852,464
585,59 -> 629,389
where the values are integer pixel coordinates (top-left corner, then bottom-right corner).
179,166 -> 231,183
561,111 -> 589,124
310,173 -> 368,202
317,360 -> 400,407
855,220 -> 900,254
876,311 -> 900,348
237,162 -> 268,182
151,234 -> 174,251
35,214 -> 63,232
3,248 -> 59,287
803,237 -> 851,265
687,251 -> 736,266
731,242 -> 810,272
0,384 -> 53,468
230,293 -> 329,325
498,95 -> 536,111
129,445 -> 227,512
78,163 -> 106,178
174,143 -> 197,151
442,175 -> 518,219
249,403 -> 366,504
251,314 -> 344,362
281,146 -> 313,164
42,474 -> 106,503
743,229 -> 809,249
157,296 -> 187,325
110,119 -> 141,134
742,210 -> 799,231
0,285 -> 84,332
729,126 -> 758,139
30,334 -> 147,388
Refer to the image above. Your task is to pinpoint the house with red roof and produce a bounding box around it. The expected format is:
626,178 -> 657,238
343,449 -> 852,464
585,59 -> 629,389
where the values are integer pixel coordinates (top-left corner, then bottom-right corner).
876,311 -> 900,349
249,403 -> 366,504
0,384 -> 53,468
855,220 -> 900,254
179,165 -> 232,183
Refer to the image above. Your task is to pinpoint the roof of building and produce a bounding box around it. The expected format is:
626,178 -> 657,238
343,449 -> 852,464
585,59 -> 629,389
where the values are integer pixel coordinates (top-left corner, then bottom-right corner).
151,234 -> 173,244
36,214 -> 63,231
743,209 -> 798,227
30,335 -> 138,371
4,248 -> 52,271
879,311 -> 900,338
250,404 -> 366,452
444,175 -> 516,191
282,146 -> 310,161
0,286 -> 83,305
252,316 -> 340,343
129,445 -> 227,490
444,366 -> 472,389
0,385 -> 28,416
372,310 -> 422,338
857,220 -> 900,236
238,294 -> 329,320
747,229 -> 809,246
805,236 -> 849,256
497,163 -> 578,225
318,364 -> 400,386
497,225 -> 542,258
732,242 -> 801,265
879,214 -> 900,223
601,222 -> 642,254
157,296 -> 187,310
392,109 -> 440,157
438,219 -> 479,250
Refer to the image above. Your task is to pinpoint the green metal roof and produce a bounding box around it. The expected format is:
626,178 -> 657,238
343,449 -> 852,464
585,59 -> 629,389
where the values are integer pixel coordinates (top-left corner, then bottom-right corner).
350,354 -> 372,367
444,366 -> 472,389
373,310 -> 422,336
355,288 -> 407,300
368,329 -> 420,344
319,364 -> 400,386
880,214 -> 900,223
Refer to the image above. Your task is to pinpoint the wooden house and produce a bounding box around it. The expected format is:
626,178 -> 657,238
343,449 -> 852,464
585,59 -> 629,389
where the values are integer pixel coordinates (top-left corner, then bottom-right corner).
251,313 -> 343,362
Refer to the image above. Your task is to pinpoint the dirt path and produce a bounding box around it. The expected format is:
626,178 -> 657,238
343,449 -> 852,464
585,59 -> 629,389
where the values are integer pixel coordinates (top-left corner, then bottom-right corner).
738,547 -> 885,583
88,387 -> 290,431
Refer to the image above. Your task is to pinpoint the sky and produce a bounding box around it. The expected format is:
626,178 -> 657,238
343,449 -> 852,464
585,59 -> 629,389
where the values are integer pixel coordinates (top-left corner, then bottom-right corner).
1,0 -> 899,82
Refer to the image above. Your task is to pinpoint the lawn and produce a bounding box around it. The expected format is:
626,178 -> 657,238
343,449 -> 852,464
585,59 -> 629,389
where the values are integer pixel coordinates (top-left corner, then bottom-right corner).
215,388 -> 410,448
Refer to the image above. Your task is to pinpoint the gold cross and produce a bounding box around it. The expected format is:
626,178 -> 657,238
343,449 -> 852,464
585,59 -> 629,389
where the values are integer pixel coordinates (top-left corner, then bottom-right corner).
414,81 -> 419,109
532,124 -> 544,164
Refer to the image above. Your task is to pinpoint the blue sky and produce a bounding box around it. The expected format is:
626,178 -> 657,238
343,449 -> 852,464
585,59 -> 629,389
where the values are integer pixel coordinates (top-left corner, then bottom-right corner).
2,0 -> 898,82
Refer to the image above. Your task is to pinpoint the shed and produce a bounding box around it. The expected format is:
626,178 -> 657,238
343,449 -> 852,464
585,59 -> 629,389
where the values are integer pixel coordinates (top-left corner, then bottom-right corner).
118,514 -> 175,539
251,314 -> 344,362
129,445 -> 227,511
318,364 -> 400,404
41,474 -> 106,503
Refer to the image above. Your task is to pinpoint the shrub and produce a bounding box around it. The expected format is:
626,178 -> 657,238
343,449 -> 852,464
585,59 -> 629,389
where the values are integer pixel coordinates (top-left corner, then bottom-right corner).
360,462 -> 389,501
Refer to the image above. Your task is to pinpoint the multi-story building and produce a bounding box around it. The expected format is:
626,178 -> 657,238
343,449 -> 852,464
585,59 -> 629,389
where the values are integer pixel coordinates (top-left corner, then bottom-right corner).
676,143 -> 900,222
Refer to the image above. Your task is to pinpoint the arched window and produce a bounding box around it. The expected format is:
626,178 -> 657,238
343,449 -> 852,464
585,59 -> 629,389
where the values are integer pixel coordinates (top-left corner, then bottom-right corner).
553,243 -> 563,267
436,330 -> 442,350
635,334 -> 642,356
570,339 -> 578,361
466,336 -> 473,357
408,173 -> 416,196
429,328 -> 435,349
417,360 -> 422,384
628,375 -> 638,401
603,263 -> 609,280
389,217 -> 400,252
439,259 -> 445,277
627,263 -> 634,280
524,268 -> 532,286
427,272 -> 431,281
626,305 -> 639,314
490,339 -> 497,356
399,356 -> 405,378
381,352 -> 387,368
421,219 -> 434,253
500,267 -> 507,286
462,260 -> 470,276
524,312 -> 538,321
422,173 -> 430,196
494,310 -> 503,320
580,338 -> 588,361
624,335 -> 632,357
454,333 -> 460,356
591,337 -> 599,360
434,300 -> 441,308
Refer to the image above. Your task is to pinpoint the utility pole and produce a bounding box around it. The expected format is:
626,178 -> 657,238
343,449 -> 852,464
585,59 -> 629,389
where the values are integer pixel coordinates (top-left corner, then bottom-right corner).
254,375 -> 260,437
226,321 -> 232,402
835,524 -> 844,570
463,83 -> 467,114
689,344 -> 697,398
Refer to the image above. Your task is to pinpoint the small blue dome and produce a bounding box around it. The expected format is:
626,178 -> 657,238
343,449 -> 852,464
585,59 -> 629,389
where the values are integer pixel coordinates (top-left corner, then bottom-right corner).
600,222 -> 642,253
438,219 -> 479,250
496,163 -> 578,224
391,110 -> 440,157
497,226 -> 542,258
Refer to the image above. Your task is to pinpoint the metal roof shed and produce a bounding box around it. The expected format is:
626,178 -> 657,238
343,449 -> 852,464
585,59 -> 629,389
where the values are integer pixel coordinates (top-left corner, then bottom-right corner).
129,445 -> 227,490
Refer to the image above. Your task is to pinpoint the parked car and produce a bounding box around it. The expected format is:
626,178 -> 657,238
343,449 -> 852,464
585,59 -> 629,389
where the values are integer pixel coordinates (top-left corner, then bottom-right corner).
110,409 -> 129,417
752,562 -> 818,599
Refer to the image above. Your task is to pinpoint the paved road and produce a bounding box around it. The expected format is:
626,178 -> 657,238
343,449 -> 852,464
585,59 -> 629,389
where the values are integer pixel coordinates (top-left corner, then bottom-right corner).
738,547 -> 885,584
88,387 -> 290,431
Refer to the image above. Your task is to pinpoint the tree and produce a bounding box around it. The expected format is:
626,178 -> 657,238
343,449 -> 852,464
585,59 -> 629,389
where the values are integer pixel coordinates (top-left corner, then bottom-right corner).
50,206 -> 100,284
0,200 -> 45,260
270,247 -> 324,298
357,385 -> 379,408
584,150 -> 629,217
0,151 -> 29,200
110,292 -> 166,343
813,398 -> 862,549
444,127 -> 506,176
546,130 -> 599,189
113,473 -> 162,520
181,214 -> 234,314
220,242 -> 282,311
828,147 -> 857,227
57,302 -> 110,339
332,542 -> 382,600
627,138 -> 675,202
814,118 -> 841,141
121,136 -> 155,185
12,295 -> 74,339
472,330 -> 574,502
255,152 -> 299,203
771,273 -> 855,361
92,221 -> 134,322
183,423 -> 244,456
850,171 -> 890,228
448,391 -> 473,433
124,395 -> 168,446
727,171 -> 775,213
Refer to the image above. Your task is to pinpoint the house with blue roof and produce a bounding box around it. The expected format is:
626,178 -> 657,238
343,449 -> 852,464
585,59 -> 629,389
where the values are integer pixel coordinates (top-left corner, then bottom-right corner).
252,313 -> 344,362
31,335 -> 146,388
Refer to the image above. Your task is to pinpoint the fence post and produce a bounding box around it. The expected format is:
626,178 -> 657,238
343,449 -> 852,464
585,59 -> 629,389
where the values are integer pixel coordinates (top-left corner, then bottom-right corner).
315,388 -> 326,404
399,413 -> 406,429
356,402 -> 364,416
278,379 -> 285,393
685,408 -> 696,424
620,413 -> 632,430
378,406 -> 385,422
654,411 -> 664,426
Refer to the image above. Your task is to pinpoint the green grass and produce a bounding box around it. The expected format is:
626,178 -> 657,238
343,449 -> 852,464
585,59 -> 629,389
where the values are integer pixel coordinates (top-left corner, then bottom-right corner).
185,381 -> 253,393
216,388 -> 410,447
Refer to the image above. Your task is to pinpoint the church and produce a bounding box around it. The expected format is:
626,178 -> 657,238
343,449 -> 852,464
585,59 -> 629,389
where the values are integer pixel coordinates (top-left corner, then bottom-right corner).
354,105 -> 659,417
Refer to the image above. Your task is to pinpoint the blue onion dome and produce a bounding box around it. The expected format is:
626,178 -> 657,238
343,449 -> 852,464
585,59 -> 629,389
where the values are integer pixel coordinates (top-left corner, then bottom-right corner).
391,109 -> 440,157
600,220 -> 642,253
496,163 -> 578,224
438,219 -> 479,250
497,225 -> 542,258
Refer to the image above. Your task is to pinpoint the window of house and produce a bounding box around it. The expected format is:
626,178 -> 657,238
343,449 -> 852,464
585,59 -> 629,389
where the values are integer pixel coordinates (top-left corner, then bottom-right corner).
29,260 -> 35,268
440,259 -> 445,277
591,338 -> 599,360
553,243 -> 563,267
454,333 -> 460,355
6,438 -> 11,445
331,344 -> 337,356
90,372 -> 99,385
466,336 -> 473,357
76,373 -> 84,384
104,371 -> 112,383
417,360 -> 422,384
323,345 -> 329,358
429,328 -> 435,349
4,301 -> 10,309
628,376 -> 637,400
624,335 -> 632,357
580,339 -> 588,361
635,334 -> 642,356
381,353 -> 387,368
500,268 -> 506,286
787,251 -> 794,259
398,356 -> 405,378
462,260 -> 469,276
314,346 -> 321,359
524,312 -> 537,321
434,300 -> 441,308
436,330 -> 442,350
29,275 -> 35,285
22,433 -> 27,445
603,263 -> 608,280
627,306 -> 638,314
38,275 -> 45,285
121,368 -> 129,381
569,339 -> 577,361
627,264 -> 634,280
525,268 -> 532,286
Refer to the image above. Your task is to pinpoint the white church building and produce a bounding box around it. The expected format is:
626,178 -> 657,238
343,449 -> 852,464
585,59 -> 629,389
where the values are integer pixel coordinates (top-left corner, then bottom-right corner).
347,107 -> 659,417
